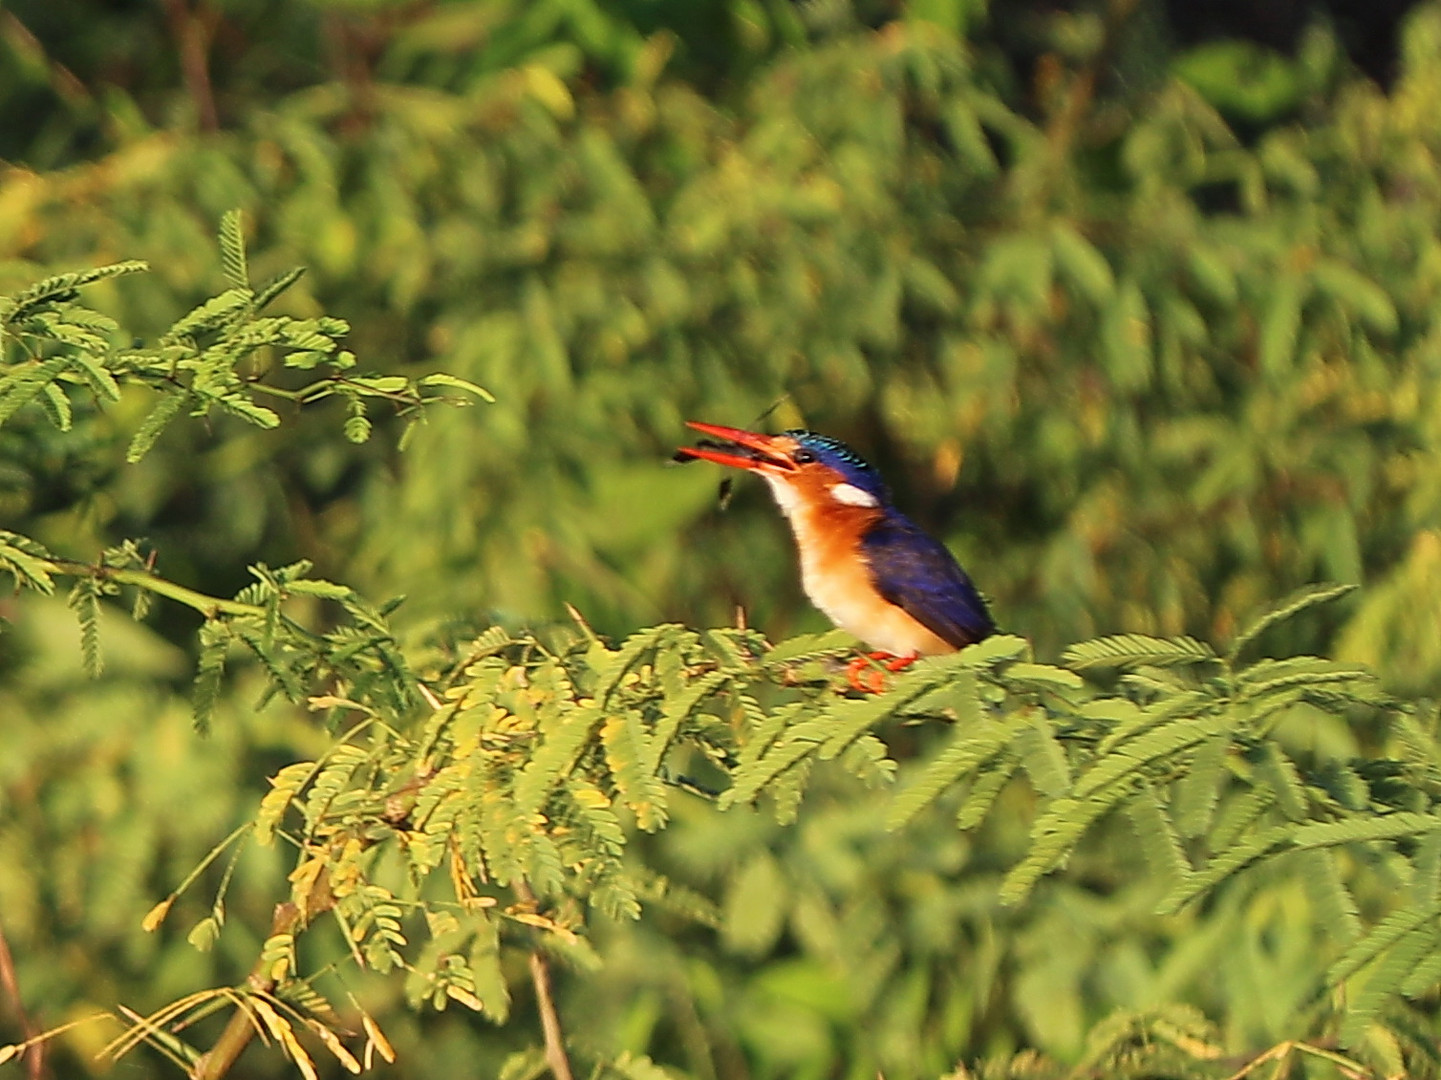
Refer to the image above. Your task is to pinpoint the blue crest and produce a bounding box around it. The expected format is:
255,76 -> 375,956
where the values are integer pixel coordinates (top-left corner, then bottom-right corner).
784,430 -> 892,504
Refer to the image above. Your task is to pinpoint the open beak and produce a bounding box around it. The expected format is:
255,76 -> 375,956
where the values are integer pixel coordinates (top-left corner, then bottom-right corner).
674,421 -> 794,471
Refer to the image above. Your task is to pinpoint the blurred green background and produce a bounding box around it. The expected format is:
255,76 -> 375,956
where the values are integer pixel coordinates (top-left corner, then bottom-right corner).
5,0 -> 1441,1076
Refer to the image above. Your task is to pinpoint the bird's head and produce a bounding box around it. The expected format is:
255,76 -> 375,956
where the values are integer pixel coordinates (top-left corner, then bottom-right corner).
675,421 -> 891,517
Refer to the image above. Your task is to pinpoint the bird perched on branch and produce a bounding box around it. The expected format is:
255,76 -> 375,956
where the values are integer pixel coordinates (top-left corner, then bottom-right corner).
675,421 -> 994,690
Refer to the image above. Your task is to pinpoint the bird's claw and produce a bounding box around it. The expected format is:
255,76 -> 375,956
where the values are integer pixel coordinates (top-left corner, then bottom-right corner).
845,651 -> 917,694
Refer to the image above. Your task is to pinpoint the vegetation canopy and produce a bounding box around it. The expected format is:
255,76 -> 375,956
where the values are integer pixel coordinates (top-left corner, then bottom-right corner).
5,3 -> 1441,1079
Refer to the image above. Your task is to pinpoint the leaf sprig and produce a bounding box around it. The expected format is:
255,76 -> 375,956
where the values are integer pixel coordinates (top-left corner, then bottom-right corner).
0,211 -> 492,461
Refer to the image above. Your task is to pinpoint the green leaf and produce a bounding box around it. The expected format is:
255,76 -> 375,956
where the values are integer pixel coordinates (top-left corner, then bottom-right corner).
1290,814 -> 1441,852
723,711 -> 824,808
66,577 -> 103,677
953,633 -> 1030,668
284,579 -> 354,600
1401,946 -> 1441,998
1171,731 -> 1230,837
1237,656 -> 1375,699
192,620 -> 230,733
255,762 -> 313,845
348,375 -> 410,395
1258,272 -> 1305,379
468,913 -> 510,1024
38,383 -> 72,430
1299,849 -> 1361,944
1410,831 -> 1441,908
561,780 -> 625,856
161,288 -> 252,344
0,356 -> 74,425
816,678 -> 924,759
609,1052 -> 679,1080
600,710 -> 667,831
1000,795 -> 1116,905
73,354 -> 121,402
1158,825 -> 1293,913
218,209 -> 250,291
513,704 -> 605,819
764,628 -> 857,664
417,372 -> 496,402
1312,259 -> 1397,335
1016,716 -> 1072,797
644,669 -> 728,777
886,680 -> 999,829
1075,713 -> 1223,798
127,388 -> 190,462
721,853 -> 786,955
975,233 -> 1053,315
1328,899 -> 1441,986
1340,929 -> 1438,1051
1252,742 -> 1307,821
1228,583 -> 1358,661
343,393 -> 371,443
594,625 -> 681,704
211,391 -> 280,429
1100,277 -> 1153,391
0,531 -> 55,594
0,260 -> 148,325
1050,221 -> 1114,306
1005,662 -> 1085,692
251,267 -> 306,312
1186,246 -> 1238,305
1174,39 -> 1304,120
1126,785 -> 1191,893
187,916 -> 220,952
956,754 -> 1018,829
1063,634 -> 1215,671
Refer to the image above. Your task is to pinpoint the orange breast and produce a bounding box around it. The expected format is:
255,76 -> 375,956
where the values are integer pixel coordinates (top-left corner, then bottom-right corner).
776,487 -> 954,657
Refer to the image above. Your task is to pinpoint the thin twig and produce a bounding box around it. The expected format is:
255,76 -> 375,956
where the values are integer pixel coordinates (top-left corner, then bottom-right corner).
49,559 -> 265,619
161,0 -> 219,132
529,951 -> 573,1080
0,915 -> 45,1080
418,662 -> 572,1080
514,881 -> 573,1080
189,907 -> 296,1079
189,865 -> 339,1080
1042,0 -> 1141,161
0,13 -> 90,107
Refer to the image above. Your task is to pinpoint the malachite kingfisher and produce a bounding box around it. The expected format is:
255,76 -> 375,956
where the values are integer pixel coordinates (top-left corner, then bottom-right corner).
676,421 -> 994,689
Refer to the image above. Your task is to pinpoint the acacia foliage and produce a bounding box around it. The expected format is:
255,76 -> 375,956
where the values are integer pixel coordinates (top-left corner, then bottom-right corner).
2,247 -> 1441,1078
7,3 -> 1441,1079
6,5 -> 1441,692
180,591 -> 1441,1079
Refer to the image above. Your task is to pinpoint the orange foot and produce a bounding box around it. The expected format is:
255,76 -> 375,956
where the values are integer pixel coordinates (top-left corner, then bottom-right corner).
845,651 -> 918,694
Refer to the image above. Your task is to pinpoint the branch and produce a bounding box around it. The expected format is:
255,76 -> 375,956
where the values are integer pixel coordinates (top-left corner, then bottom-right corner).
515,881 -> 574,1080
412,689 -> 574,1079
190,859 -> 335,1080
162,0 -> 219,132
0,915 -> 45,1080
529,952 -> 573,1080
1042,0 -> 1142,161
49,559 -> 264,619
190,906 -> 297,1080
0,13 -> 90,108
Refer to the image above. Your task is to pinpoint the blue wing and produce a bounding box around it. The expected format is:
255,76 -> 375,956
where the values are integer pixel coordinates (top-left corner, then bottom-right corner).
861,515 -> 994,649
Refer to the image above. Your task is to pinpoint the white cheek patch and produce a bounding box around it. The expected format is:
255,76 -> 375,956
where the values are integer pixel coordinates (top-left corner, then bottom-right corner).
829,482 -> 879,508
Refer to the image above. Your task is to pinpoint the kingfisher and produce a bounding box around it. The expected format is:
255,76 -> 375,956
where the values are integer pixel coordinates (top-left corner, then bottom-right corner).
676,421 -> 994,689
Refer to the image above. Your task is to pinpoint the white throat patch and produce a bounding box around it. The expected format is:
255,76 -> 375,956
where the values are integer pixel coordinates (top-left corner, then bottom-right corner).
828,482 -> 879,508
761,473 -> 802,517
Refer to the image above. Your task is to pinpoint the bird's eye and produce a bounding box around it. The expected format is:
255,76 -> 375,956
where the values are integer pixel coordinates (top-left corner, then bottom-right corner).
793,449 -> 816,464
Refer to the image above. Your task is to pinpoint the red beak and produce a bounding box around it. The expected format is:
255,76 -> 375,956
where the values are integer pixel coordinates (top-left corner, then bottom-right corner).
676,421 -> 794,471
